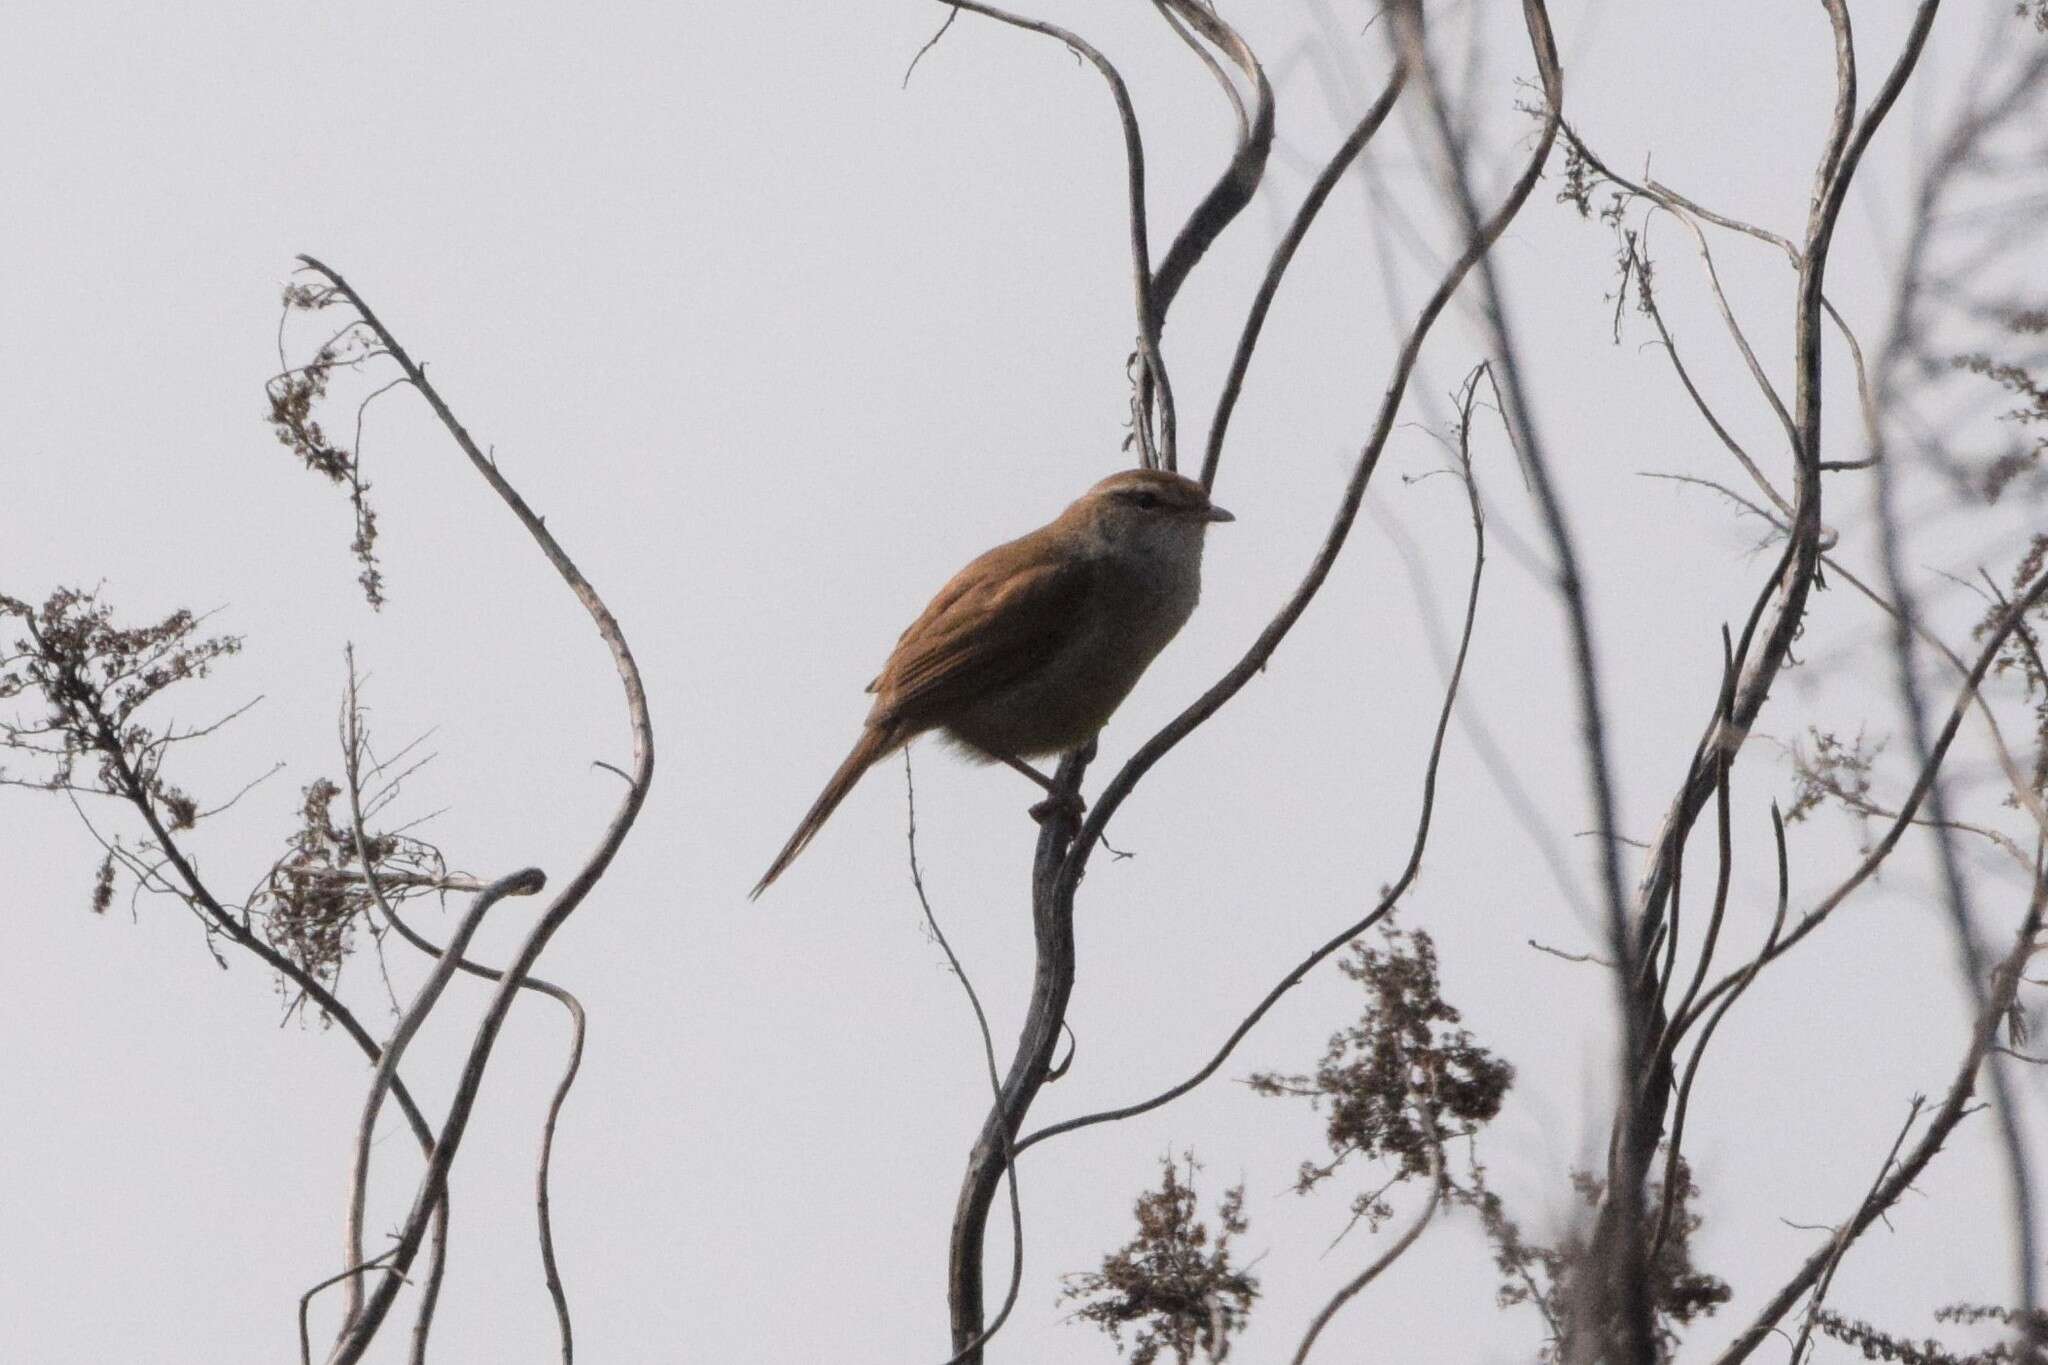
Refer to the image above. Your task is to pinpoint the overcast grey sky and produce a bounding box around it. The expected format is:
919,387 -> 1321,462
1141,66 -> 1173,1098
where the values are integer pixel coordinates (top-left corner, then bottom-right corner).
4,2 -> 2043,1362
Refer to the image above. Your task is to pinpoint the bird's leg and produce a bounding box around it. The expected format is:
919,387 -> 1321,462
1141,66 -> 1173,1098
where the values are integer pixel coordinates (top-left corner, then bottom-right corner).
992,751 -> 1061,795
991,750 -> 1088,824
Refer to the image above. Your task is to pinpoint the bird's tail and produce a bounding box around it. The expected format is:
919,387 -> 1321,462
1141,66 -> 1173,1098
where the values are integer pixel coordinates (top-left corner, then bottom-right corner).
751,725 -> 901,898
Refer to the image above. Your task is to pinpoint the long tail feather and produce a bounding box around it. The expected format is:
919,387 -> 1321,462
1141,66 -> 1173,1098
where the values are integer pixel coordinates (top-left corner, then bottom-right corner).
751,726 -> 899,898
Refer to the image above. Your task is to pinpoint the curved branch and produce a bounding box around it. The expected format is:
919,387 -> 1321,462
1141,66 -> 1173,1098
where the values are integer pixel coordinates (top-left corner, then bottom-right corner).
1056,1 -> 1561,903
1146,0 -> 1275,324
1152,1 -> 1246,140
341,867 -> 546,1343
339,669 -> 585,1362
1707,871 -> 2045,1365
941,2 -> 1175,468
531,988 -> 588,1364
1203,58 -> 1409,493
373,905 -> 587,1365
296,257 -> 656,1365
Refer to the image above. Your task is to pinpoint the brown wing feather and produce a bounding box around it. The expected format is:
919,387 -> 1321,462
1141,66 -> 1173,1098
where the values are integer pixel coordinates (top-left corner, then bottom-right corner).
867,528 -> 1097,730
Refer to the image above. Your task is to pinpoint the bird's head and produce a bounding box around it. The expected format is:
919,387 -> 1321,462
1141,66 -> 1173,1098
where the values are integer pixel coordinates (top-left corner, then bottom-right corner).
1071,468 -> 1233,557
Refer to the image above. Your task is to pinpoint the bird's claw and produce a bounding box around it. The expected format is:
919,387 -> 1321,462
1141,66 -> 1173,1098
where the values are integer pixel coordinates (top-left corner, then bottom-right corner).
1029,790 -> 1087,824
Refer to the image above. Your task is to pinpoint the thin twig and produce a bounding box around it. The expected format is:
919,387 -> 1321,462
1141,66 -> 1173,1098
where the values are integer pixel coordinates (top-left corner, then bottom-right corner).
339,661 -> 585,1363
1785,1098 -> 1925,1364
1056,0 -> 1561,907
1648,803 -> 1790,1265
301,1251 -> 400,1365
941,2 -> 1176,469
1290,1096 -> 1447,1365
1203,56 -> 1409,493
295,257 -> 655,1365
903,753 -> 1029,1365
1708,868 -> 2044,1365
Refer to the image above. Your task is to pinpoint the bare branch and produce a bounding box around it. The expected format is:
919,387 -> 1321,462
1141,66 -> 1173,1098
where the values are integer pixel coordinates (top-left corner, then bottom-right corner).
940,2 -> 1175,468
1290,1096 -> 1447,1365
1709,870 -> 2045,1365
293,257 -> 655,1365
1203,56 -> 1408,493
1146,1 -> 1274,323
1060,0 -> 1561,894
902,753 -> 1028,1365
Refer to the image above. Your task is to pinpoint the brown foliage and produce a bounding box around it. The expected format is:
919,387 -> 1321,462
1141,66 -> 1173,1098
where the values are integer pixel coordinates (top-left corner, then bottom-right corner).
1250,922 -> 1513,1209
1061,1154 -> 1259,1365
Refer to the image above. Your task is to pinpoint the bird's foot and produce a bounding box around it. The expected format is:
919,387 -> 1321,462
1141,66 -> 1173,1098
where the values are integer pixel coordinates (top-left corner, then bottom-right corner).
1029,789 -> 1087,824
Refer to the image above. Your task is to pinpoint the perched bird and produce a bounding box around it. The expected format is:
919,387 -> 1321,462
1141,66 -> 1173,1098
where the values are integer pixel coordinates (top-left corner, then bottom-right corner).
751,467 -> 1233,897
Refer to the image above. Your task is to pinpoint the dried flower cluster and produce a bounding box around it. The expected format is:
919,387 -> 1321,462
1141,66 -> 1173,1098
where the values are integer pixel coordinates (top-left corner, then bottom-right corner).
1815,1301 -> 2048,1365
1974,534 -> 2048,806
1,587 -> 240,830
1,586 -> 445,1006
1785,726 -> 1886,833
252,775 -> 444,999
1951,348 -> 2047,503
266,282 -> 389,607
1249,923 -> 1513,1211
1061,1154 -> 1259,1365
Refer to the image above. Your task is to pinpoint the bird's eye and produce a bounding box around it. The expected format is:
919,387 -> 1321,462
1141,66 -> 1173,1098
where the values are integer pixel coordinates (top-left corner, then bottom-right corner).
1133,491 -> 1160,509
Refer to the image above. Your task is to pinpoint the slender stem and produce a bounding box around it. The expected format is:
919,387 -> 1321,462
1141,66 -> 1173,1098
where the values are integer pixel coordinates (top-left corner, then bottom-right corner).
903,754 -> 1028,1365
941,2 -> 1174,468
1203,59 -> 1409,493
1291,1102 -> 1446,1365
1708,871 -> 2045,1365
1785,1099 -> 1924,1364
945,748 -> 1089,1362
295,257 -> 655,1365
340,868 -> 545,1339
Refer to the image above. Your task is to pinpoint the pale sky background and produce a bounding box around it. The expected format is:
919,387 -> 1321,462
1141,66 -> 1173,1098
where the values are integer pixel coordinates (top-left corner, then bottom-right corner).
3,2 -> 2043,1362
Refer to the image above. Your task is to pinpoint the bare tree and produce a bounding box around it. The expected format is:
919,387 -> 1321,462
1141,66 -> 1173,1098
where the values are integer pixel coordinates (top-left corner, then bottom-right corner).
7,2 -> 2048,1362
6,257 -> 652,1363
901,3 -> 2048,1363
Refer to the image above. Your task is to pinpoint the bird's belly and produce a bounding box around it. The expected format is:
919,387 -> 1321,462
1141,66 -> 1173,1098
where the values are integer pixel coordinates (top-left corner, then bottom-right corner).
943,593 -> 1193,760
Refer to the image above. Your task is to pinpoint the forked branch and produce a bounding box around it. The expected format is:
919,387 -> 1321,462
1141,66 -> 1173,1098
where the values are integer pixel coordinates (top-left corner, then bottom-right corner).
289,258 -> 656,1365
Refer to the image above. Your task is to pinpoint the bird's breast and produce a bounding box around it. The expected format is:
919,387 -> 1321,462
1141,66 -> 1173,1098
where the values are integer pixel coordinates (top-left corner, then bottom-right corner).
943,546 -> 1201,759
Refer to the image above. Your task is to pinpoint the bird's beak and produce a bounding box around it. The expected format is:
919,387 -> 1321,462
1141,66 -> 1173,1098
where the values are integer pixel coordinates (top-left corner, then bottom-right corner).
1203,503 -> 1235,523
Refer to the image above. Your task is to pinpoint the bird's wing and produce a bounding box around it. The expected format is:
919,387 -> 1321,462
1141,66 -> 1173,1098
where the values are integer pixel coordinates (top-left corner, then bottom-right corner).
868,531 -> 1096,729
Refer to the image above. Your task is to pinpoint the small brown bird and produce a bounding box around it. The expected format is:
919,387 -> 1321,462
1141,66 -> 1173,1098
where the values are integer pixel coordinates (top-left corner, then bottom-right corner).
751,467 -> 1232,896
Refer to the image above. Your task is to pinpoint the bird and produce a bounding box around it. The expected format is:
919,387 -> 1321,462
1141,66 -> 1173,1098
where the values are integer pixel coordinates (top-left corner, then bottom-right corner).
751,466 -> 1233,897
